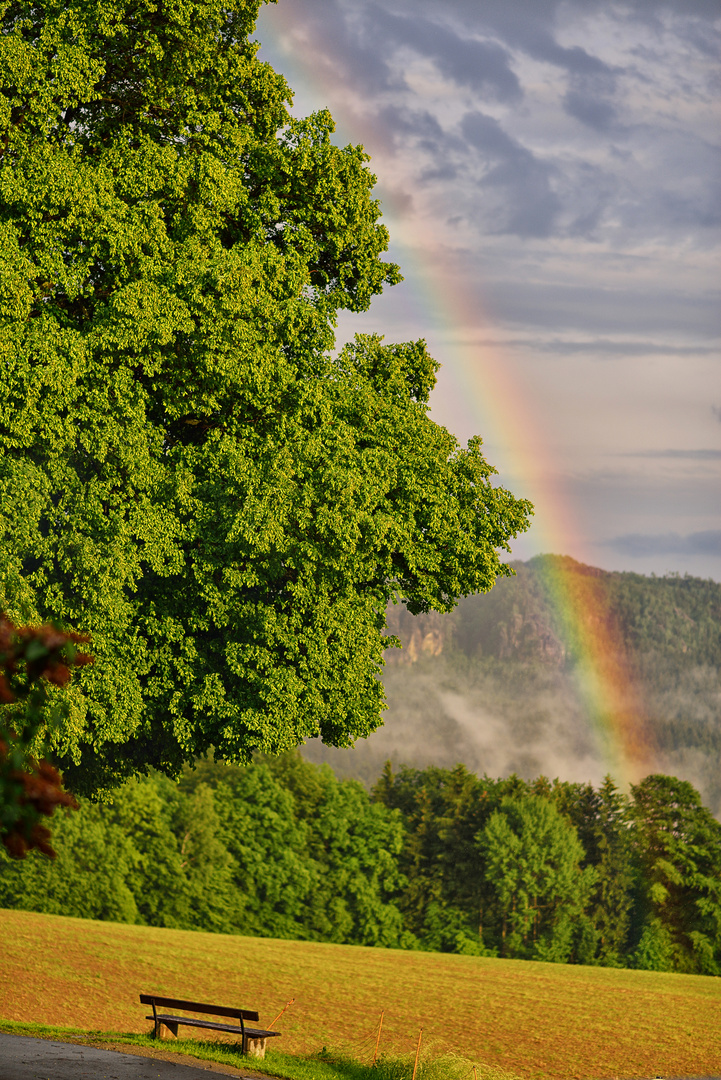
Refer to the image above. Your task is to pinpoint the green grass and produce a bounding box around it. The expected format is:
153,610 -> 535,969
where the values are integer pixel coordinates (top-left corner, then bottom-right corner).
0,1018 -> 519,1080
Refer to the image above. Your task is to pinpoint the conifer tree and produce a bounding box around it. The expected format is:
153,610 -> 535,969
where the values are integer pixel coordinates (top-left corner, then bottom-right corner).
630,774 -> 721,974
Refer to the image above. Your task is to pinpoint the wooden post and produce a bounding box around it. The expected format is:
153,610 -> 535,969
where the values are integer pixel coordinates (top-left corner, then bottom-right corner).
270,998 -> 295,1029
372,1010 -> 384,1066
412,1028 -> 422,1080
243,1036 -> 267,1060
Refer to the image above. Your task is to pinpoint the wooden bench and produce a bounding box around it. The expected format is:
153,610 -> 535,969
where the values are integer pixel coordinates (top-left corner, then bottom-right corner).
139,994 -> 281,1059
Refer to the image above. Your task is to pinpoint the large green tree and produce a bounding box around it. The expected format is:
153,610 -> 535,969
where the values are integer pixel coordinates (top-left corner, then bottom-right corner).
478,793 -> 597,962
630,774 -> 721,974
548,775 -> 634,965
0,0 -> 531,794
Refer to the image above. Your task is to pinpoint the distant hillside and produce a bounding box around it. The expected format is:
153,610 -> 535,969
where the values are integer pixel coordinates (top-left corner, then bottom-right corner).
304,556 -> 721,812
384,555 -> 721,669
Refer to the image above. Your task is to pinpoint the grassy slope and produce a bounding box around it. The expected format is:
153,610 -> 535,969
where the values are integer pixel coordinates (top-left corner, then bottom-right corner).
2,910 -> 720,1079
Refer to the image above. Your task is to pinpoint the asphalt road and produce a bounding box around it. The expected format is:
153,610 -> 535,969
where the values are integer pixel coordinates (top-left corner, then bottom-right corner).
0,1035 -> 261,1080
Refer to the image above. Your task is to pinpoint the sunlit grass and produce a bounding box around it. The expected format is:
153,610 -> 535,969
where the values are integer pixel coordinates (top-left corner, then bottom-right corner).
2,909 -> 720,1079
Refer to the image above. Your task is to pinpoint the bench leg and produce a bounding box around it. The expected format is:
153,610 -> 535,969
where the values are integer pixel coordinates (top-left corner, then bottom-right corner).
164,1022 -> 179,1039
243,1036 -> 267,1060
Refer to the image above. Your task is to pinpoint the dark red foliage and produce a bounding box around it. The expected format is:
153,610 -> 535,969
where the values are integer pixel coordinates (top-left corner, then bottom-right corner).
0,615 -> 91,859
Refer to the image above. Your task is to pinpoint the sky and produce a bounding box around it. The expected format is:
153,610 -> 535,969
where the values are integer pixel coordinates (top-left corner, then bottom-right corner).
254,0 -> 721,580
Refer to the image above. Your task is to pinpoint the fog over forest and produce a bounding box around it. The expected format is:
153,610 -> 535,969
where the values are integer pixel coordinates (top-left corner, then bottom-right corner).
304,557 -> 721,814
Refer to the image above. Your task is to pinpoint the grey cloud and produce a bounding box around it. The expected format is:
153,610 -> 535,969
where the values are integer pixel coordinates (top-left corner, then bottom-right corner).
496,21 -> 613,76
413,0 -> 721,29
376,105 -> 466,180
604,531 -> 721,557
671,12 -> 721,58
422,162 -> 461,183
528,340 -> 719,358
397,0 -> 616,76
461,111 -> 560,236
262,0 -> 719,246
441,338 -> 719,359
622,449 -> 721,460
564,470 -> 721,529
461,110 -> 519,157
369,5 -> 523,101
266,0 -> 618,105
479,279 -> 721,337
563,76 -> 618,131
260,0 -> 400,95
378,105 -> 454,151
564,92 -> 615,130
266,0 -> 718,102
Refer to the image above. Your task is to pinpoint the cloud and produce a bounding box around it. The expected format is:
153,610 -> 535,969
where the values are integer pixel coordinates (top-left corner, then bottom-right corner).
478,279 -> 721,336
563,70 -> 619,131
412,0 -> 721,32
460,111 -> 561,236
563,90 -> 617,131
523,340 -> 719,357
377,105 -> 462,160
370,6 -> 523,101
622,449 -> 721,460
407,0 -> 617,74
256,0 -> 721,578
263,0 -> 721,245
604,531 -> 721,557
267,0 -> 401,95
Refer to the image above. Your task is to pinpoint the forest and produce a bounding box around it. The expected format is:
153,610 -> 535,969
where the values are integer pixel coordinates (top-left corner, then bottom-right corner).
308,558 -> 721,813
2,753 -> 720,977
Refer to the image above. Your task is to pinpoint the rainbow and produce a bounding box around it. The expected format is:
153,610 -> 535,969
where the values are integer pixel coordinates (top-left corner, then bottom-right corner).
255,9 -> 657,787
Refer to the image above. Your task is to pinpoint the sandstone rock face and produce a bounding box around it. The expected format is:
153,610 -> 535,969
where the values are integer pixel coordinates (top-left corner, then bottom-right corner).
384,607 -> 448,665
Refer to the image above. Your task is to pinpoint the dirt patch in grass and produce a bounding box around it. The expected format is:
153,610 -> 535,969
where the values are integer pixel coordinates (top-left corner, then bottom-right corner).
2,908 -> 720,1079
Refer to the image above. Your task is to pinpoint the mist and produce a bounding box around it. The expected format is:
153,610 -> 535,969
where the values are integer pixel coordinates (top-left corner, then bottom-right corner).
303,560 -> 721,815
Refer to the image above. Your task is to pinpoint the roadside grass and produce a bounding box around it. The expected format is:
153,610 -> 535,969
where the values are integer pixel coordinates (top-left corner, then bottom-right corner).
0,1018 -> 519,1080
2,909 -> 720,1079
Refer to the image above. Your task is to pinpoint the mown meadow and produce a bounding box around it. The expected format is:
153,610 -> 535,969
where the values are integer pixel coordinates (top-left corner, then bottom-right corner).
1,908 -> 720,1080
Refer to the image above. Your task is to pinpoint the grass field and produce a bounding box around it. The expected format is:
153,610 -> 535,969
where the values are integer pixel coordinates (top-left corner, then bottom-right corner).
1,909 -> 720,1079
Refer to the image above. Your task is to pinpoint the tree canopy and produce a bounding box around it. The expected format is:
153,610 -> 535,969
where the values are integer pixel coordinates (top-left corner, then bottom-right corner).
4,758 -> 719,973
0,0 -> 532,794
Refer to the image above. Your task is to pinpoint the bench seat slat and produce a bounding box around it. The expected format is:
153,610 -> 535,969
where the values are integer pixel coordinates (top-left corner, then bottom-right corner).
140,995 -> 258,1022
146,1014 -> 280,1039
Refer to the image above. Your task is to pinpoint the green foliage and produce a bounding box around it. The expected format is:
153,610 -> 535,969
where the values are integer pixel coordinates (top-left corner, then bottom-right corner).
544,775 -> 634,966
372,762 -> 721,972
629,774 -> 721,974
371,762 -> 506,952
0,800 -> 138,921
632,920 -> 675,972
2,755 -> 719,974
0,0 -> 531,795
0,753 -> 413,948
478,794 -> 597,962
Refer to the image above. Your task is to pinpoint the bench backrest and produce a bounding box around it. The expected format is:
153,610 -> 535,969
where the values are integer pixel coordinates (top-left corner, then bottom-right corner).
139,994 -> 259,1023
